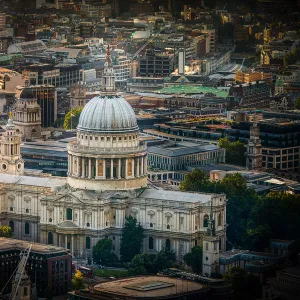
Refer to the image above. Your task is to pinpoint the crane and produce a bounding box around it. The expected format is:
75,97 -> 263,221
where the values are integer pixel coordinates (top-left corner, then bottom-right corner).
10,244 -> 32,300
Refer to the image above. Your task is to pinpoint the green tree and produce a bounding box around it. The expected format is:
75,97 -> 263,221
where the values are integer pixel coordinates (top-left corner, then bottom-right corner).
180,169 -> 212,192
294,98 -> 300,109
72,270 -> 84,290
63,108 -> 83,130
183,246 -> 203,274
219,173 -> 257,247
218,137 -> 246,166
92,238 -> 118,265
0,225 -> 13,238
128,249 -> 176,275
223,267 -> 261,300
120,216 -> 144,262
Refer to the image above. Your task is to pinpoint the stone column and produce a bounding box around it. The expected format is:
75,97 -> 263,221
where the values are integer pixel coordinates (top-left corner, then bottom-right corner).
110,158 -> 114,179
118,158 -> 121,179
155,238 -> 159,252
57,233 -> 60,247
95,159 -> 98,178
77,157 -> 80,177
80,235 -> 84,257
125,159 -> 128,179
71,234 -> 74,257
103,159 -> 106,179
137,157 -> 140,177
144,155 -> 147,174
82,158 -> 85,178
69,155 -> 73,175
88,158 -> 92,178
141,157 -> 144,175
65,235 -> 68,249
132,158 -> 135,177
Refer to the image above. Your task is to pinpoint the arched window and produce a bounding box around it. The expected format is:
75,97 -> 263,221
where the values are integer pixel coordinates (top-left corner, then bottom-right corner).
203,215 -> 209,227
86,236 -> 91,249
218,213 -> 222,227
66,208 -> 72,220
165,239 -> 171,251
25,222 -> 30,235
150,223 -> 153,228
9,220 -> 14,233
149,237 -> 154,250
167,224 -> 170,229
24,287 -> 27,296
48,232 -> 53,245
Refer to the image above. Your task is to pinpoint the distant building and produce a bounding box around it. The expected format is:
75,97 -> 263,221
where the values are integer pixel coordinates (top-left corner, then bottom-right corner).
264,266 -> 300,300
70,82 -> 87,109
12,87 -> 42,140
127,77 -> 165,92
24,63 -> 83,88
138,49 -> 174,77
235,70 -> 272,84
229,81 -> 271,108
7,40 -> 47,56
30,85 -> 57,128
147,140 -> 225,171
246,120 -> 262,170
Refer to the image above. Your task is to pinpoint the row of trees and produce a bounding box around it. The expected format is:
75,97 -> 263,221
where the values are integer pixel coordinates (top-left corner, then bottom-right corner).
180,169 -> 300,251
92,216 -> 203,275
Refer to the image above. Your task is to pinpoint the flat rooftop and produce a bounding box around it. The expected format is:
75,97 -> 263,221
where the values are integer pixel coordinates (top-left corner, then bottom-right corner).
157,85 -> 228,97
148,141 -> 220,157
0,237 -> 69,255
93,276 -> 204,298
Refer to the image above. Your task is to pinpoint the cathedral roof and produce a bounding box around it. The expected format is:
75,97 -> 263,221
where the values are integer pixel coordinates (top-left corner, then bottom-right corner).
19,88 -> 35,101
58,221 -> 79,228
77,94 -> 139,134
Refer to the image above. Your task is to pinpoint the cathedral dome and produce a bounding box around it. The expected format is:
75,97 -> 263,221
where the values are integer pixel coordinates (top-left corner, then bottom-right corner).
77,94 -> 139,134
19,88 -> 35,101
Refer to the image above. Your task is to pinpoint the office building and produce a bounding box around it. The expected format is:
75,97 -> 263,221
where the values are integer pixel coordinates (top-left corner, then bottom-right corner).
30,85 -> 57,128
139,49 -> 174,77
0,238 -> 71,298
147,141 -> 226,171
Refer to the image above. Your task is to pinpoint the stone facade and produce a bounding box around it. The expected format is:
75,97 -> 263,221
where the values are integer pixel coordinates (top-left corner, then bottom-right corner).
13,87 -> 42,140
0,48 -> 227,266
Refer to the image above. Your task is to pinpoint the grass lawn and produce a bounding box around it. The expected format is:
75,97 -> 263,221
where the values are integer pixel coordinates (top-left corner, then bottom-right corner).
94,269 -> 129,278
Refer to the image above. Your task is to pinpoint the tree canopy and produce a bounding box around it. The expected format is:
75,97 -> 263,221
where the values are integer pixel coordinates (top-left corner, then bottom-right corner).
294,98 -> 300,110
180,168 -> 212,192
92,238 -> 118,265
223,267 -> 261,300
120,216 -> 144,262
0,225 -> 13,238
183,246 -> 203,274
63,108 -> 83,130
218,137 -> 246,166
180,169 -> 300,251
128,249 -> 176,275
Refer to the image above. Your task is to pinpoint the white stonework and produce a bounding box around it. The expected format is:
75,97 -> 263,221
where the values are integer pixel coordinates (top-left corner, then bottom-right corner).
13,87 -> 42,141
0,48 -> 227,264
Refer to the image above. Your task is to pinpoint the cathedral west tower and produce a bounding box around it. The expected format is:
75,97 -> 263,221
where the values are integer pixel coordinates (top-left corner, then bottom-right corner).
0,112 -> 24,175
